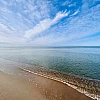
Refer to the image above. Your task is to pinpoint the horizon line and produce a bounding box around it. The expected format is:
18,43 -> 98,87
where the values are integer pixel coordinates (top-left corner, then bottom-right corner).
0,46 -> 100,48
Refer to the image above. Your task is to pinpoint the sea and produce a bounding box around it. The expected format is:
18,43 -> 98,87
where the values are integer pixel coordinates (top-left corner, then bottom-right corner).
0,46 -> 100,80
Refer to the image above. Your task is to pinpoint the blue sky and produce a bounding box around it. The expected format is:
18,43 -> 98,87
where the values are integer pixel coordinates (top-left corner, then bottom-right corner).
0,0 -> 100,46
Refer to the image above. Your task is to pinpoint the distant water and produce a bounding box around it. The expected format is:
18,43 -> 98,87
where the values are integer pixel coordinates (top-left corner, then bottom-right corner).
0,47 -> 100,80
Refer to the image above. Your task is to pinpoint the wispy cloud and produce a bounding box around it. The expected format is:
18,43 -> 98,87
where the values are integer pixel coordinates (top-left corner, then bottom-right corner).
0,24 -> 25,44
24,11 -> 69,38
0,0 -> 100,46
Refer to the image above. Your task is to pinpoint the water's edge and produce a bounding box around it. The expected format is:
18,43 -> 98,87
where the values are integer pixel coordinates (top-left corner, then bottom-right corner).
19,67 -> 100,100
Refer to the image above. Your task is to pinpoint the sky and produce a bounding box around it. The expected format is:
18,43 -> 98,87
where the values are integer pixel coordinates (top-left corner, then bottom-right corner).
0,0 -> 100,46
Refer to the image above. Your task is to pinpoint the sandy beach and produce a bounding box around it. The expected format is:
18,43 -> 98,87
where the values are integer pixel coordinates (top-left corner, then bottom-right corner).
0,70 -> 93,100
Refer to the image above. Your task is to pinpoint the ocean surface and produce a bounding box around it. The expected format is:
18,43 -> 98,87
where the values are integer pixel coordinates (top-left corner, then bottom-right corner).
0,47 -> 100,80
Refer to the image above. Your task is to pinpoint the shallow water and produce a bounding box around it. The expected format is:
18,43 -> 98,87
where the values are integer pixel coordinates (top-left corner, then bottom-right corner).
0,47 -> 100,80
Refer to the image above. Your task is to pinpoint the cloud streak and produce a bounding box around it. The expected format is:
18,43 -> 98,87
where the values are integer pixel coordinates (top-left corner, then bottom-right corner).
0,0 -> 100,46
24,11 -> 69,38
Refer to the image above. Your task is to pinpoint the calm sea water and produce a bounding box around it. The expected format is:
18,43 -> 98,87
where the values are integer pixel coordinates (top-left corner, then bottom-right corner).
0,47 -> 100,80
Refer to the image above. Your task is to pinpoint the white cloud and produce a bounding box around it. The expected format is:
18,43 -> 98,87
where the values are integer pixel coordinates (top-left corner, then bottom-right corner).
24,11 -> 69,38
24,19 -> 51,38
27,3 -> 100,46
51,11 -> 69,24
0,24 -> 12,36
70,9 -> 79,16
0,0 -> 100,46
66,5 -> 100,41
62,1 -> 71,6
0,24 -> 25,44
28,34 -> 65,46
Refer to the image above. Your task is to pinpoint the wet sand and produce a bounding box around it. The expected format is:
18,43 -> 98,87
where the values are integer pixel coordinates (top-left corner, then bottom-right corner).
0,70 -> 93,100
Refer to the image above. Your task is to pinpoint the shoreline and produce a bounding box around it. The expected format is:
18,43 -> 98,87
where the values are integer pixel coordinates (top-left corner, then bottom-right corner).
19,67 -> 100,100
0,68 -> 93,100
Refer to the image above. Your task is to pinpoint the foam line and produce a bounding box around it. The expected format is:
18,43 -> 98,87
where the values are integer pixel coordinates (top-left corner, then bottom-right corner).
19,67 -> 100,100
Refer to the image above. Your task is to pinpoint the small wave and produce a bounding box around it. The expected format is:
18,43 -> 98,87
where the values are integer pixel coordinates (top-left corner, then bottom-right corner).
19,67 -> 100,100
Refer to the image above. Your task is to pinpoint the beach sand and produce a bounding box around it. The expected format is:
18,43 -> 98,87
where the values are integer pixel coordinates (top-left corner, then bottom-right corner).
0,70 -> 93,100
